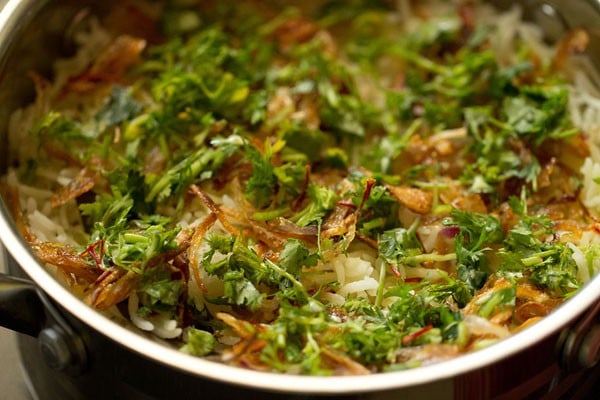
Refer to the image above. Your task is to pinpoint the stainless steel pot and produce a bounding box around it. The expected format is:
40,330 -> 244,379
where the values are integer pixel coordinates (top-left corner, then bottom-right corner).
1,1 -> 600,399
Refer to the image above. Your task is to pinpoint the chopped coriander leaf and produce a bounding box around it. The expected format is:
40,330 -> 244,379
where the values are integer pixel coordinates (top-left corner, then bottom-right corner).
95,85 -> 143,127
401,15 -> 462,52
319,80 -> 374,138
14,0 -> 598,377
281,124 -> 326,163
362,118 -> 422,174
259,298 -> 328,373
461,106 -> 539,196
386,283 -> 428,328
341,318 -> 400,365
107,223 -> 181,272
317,0 -> 392,26
279,239 -> 319,278
139,277 -> 184,312
421,271 -> 473,308
291,184 -> 339,227
504,84 -> 578,146
528,243 -> 581,296
503,195 -> 554,253
32,112 -> 97,165
244,142 -> 278,209
443,210 -> 504,253
378,224 -> 422,267
273,161 -> 307,199
79,191 -> 133,236
443,209 -> 504,293
385,281 -> 465,345
180,328 -> 217,356
145,134 -> 241,203
34,112 -> 94,142
351,178 -> 400,234
476,285 -> 516,318
222,270 -> 263,311
80,190 -> 181,273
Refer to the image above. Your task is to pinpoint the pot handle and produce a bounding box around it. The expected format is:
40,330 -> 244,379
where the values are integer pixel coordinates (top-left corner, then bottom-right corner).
0,272 -> 88,374
0,272 -> 45,336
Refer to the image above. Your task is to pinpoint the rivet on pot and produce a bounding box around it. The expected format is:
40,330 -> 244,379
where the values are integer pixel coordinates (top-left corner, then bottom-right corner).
38,326 -> 75,371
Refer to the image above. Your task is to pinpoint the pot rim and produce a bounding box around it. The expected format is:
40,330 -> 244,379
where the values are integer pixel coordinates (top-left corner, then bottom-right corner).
1,0 -> 599,394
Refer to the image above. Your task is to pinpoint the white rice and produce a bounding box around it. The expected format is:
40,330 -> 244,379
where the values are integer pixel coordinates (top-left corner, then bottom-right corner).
128,291 -> 182,339
128,292 -> 155,331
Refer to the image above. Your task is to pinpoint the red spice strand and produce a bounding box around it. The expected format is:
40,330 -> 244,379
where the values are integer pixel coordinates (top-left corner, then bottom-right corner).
389,263 -> 402,279
337,200 -> 357,209
402,325 -> 433,346
357,177 -> 376,216
79,239 -> 106,269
